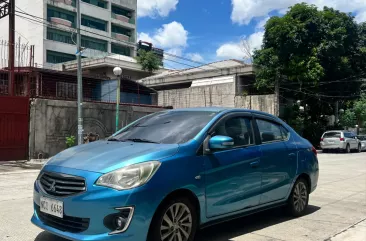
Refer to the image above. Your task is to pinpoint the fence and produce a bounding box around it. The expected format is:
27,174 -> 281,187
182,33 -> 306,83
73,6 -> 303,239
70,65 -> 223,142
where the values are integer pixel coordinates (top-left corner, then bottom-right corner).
0,68 -> 161,107
0,40 -> 33,69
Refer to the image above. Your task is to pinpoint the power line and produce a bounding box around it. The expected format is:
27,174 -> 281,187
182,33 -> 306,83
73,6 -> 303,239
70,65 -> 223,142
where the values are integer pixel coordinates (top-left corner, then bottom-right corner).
14,9 -> 236,73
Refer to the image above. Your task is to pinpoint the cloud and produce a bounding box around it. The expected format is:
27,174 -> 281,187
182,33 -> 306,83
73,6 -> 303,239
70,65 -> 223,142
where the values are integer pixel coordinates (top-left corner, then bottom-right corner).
231,0 -> 366,25
138,0 -> 179,18
216,42 -> 244,59
255,16 -> 270,30
216,31 -> 264,60
138,21 -> 188,49
355,11 -> 366,23
186,53 -> 204,62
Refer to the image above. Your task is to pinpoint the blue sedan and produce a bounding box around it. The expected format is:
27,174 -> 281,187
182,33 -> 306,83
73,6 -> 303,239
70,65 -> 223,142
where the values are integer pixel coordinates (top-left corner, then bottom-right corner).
31,108 -> 319,241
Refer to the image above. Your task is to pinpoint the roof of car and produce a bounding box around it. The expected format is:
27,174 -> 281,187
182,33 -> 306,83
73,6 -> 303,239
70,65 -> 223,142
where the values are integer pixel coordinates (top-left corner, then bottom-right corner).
168,107 -> 275,116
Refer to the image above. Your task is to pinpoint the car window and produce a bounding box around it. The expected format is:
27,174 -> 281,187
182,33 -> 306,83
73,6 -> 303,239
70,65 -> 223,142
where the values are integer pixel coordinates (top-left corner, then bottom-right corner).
357,136 -> 366,141
344,132 -> 355,138
323,132 -> 341,138
280,126 -> 290,140
112,111 -> 219,144
212,116 -> 254,147
256,119 -> 285,143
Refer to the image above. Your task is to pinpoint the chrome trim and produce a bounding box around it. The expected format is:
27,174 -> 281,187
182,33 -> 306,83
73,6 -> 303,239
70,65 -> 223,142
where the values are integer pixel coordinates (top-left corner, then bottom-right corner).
109,207 -> 135,235
38,172 -> 87,198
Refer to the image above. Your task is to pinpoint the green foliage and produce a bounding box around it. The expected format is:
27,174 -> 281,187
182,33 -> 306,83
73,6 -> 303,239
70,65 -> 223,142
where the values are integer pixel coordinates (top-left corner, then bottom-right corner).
65,136 -> 76,148
254,3 -> 366,95
339,94 -> 366,128
255,3 -> 366,145
136,49 -> 160,73
340,109 -> 356,128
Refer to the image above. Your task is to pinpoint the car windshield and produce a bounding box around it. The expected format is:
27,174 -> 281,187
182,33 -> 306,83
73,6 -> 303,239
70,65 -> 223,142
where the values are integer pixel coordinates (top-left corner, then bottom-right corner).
111,111 -> 219,144
323,132 -> 341,138
357,136 -> 366,141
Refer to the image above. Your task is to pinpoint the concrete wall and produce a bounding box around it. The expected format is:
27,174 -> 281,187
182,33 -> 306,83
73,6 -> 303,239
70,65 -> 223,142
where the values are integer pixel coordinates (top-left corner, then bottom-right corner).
157,83 -> 275,115
29,98 -> 164,158
234,95 -> 276,115
158,83 -> 236,108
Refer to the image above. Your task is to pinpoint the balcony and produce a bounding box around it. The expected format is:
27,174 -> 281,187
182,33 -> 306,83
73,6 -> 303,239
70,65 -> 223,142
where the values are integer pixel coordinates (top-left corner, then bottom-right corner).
112,32 -> 134,43
48,0 -> 76,7
111,13 -> 135,24
50,17 -> 73,27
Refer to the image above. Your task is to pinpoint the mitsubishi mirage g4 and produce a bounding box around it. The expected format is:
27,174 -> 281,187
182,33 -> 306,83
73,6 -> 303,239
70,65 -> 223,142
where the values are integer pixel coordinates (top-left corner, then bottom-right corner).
31,108 -> 319,241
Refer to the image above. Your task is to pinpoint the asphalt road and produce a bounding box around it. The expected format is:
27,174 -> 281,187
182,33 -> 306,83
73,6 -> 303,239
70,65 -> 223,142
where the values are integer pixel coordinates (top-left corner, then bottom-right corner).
0,152 -> 365,241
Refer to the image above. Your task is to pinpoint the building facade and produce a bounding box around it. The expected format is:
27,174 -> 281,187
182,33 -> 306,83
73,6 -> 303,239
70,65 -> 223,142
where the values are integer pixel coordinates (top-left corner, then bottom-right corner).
2,0 -> 137,68
139,60 -> 278,115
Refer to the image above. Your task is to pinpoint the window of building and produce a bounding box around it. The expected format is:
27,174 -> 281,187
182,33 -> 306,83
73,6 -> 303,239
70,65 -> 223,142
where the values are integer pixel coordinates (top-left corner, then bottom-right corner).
256,119 -> 286,143
111,5 -> 132,17
81,15 -> 107,31
46,50 -> 76,64
47,28 -> 73,44
47,6 -> 75,26
111,44 -> 131,56
111,24 -> 131,36
81,0 -> 107,9
213,116 -> 254,147
56,82 -> 77,99
81,36 -> 108,52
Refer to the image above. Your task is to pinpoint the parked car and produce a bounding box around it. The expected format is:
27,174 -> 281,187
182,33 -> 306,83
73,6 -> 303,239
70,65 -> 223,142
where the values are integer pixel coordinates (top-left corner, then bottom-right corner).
357,135 -> 366,151
31,108 -> 319,241
320,131 -> 361,153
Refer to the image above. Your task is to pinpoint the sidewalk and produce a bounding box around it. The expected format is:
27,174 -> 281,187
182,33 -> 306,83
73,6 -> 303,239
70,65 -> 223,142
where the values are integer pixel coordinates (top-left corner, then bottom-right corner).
0,159 -> 46,174
330,219 -> 366,241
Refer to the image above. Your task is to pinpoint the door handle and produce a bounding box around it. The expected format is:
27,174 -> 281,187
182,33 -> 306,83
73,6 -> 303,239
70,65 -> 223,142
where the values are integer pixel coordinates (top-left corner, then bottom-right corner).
250,161 -> 260,168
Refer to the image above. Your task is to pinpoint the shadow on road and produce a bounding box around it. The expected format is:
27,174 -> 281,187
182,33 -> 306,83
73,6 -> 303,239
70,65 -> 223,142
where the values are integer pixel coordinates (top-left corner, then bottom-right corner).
196,205 -> 320,241
34,205 -> 320,241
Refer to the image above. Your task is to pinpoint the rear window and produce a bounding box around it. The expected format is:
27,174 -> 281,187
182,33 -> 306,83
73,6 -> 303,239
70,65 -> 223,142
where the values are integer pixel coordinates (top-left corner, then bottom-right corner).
323,132 -> 341,138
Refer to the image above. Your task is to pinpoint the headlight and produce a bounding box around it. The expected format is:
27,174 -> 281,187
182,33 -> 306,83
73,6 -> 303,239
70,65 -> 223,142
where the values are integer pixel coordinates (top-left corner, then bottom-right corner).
96,161 -> 161,190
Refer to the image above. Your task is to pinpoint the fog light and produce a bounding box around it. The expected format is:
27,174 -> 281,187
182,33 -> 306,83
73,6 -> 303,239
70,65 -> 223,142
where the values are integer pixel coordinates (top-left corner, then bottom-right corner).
104,207 -> 134,234
116,216 -> 127,229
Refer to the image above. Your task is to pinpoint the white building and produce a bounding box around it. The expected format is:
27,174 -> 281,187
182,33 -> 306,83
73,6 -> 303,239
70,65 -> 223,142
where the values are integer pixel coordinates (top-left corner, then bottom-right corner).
0,0 -> 137,68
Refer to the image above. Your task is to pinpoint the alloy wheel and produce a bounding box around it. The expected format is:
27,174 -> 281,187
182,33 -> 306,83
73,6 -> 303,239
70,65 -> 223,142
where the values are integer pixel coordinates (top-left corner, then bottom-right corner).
293,182 -> 308,213
160,203 -> 193,241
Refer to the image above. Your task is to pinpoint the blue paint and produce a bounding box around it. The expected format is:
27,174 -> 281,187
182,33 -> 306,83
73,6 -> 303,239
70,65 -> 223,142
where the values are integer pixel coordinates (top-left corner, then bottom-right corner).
31,108 -> 319,241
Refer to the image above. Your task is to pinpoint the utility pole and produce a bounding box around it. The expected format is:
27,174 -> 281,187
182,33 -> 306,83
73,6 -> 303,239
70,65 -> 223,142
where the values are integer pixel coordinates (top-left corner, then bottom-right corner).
76,0 -> 83,145
8,0 -> 14,96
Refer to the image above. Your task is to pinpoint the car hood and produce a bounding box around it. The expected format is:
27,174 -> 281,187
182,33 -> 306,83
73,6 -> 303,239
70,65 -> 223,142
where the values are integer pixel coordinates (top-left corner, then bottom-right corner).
47,141 -> 179,173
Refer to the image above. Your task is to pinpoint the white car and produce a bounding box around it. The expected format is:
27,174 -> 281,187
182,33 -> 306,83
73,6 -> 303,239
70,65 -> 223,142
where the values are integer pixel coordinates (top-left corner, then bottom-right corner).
357,135 -> 366,151
320,131 -> 361,153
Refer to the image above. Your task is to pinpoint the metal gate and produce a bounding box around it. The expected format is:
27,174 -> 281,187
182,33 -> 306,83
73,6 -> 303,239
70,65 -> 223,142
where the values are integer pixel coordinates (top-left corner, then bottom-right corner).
0,96 -> 29,161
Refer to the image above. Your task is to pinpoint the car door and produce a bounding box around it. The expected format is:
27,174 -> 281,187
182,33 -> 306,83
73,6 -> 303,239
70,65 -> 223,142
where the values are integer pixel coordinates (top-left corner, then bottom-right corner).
344,132 -> 357,149
204,113 -> 262,217
254,117 -> 297,204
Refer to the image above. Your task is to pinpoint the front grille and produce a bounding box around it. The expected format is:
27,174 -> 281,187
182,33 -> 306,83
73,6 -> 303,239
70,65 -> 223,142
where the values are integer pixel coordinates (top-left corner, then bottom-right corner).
35,205 -> 89,233
39,172 -> 86,197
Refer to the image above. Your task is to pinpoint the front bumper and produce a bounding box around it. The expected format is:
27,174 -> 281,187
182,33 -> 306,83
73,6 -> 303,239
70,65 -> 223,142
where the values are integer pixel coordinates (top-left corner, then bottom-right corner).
31,165 -> 163,241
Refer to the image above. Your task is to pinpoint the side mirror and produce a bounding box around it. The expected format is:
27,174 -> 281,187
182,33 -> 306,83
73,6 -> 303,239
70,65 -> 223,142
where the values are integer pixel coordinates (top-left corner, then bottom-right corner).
209,135 -> 234,150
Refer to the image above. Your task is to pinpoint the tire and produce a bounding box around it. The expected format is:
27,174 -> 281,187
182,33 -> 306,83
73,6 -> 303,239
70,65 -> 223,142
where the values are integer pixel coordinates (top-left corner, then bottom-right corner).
345,144 -> 351,153
323,149 -> 328,153
358,144 -> 362,153
148,197 -> 198,241
287,178 -> 309,217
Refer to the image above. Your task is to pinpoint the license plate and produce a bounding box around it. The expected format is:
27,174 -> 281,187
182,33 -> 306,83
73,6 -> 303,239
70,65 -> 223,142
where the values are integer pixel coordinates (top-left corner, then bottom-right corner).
40,196 -> 63,218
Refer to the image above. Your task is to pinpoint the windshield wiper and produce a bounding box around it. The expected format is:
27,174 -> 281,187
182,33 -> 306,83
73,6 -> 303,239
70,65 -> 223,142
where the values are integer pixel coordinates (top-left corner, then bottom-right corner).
123,138 -> 160,144
107,138 -> 124,142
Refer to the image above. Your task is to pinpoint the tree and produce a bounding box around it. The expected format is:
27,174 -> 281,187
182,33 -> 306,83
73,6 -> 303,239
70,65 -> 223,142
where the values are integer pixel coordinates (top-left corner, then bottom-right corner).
253,3 -> 366,144
136,49 -> 160,73
240,37 -> 253,63
254,3 -> 366,94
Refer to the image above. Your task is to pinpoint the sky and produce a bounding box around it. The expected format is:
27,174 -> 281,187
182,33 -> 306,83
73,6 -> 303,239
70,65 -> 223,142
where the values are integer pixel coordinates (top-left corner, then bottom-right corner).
136,0 -> 366,69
